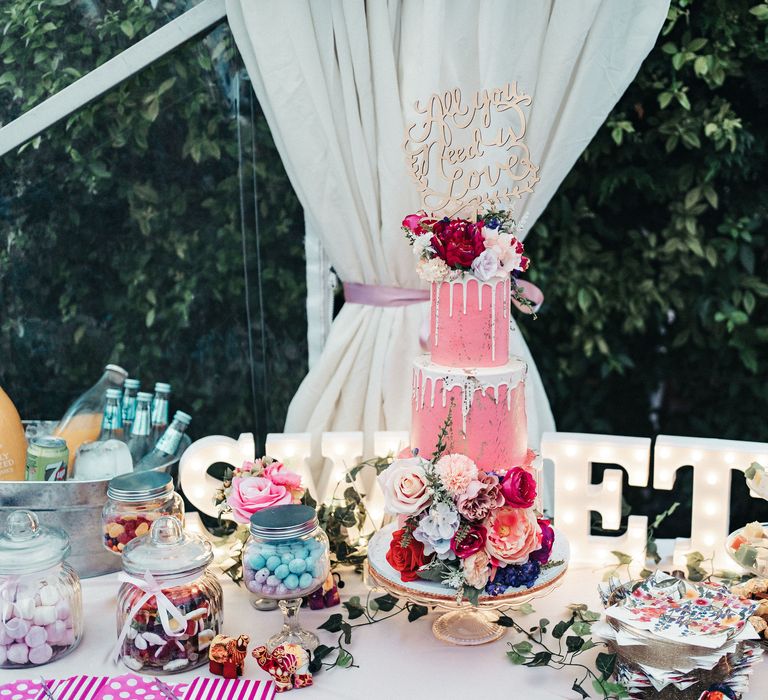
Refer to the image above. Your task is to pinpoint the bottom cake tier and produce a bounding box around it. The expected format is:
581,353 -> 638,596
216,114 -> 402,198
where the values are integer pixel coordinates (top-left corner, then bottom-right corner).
411,355 -> 528,470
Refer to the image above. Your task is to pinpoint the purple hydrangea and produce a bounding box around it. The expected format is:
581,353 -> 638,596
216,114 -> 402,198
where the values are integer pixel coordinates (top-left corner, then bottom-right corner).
484,560 -> 541,595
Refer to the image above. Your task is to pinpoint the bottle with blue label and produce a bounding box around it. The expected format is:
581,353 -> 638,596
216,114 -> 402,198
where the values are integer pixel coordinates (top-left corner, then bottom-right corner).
98,388 -> 125,441
150,382 -> 171,443
121,378 -> 140,434
135,411 -> 191,471
126,392 -> 153,465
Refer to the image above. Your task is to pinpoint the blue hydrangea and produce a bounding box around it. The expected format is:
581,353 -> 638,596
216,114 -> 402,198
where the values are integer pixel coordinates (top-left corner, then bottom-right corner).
412,502 -> 459,560
486,217 -> 500,230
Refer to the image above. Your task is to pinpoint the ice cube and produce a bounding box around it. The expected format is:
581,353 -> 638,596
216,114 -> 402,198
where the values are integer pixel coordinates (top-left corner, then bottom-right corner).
73,439 -> 133,480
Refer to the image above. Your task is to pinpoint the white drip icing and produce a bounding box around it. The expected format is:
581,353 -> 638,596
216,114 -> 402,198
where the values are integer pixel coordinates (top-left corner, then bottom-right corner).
491,287 -> 496,362
477,278 -> 483,311
463,280 -> 468,314
413,356 -> 526,435
434,284 -> 440,346
449,283 -> 454,318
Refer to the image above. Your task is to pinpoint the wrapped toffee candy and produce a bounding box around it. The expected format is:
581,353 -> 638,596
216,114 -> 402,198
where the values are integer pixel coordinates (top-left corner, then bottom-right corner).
115,516 -> 222,674
0,510 -> 83,668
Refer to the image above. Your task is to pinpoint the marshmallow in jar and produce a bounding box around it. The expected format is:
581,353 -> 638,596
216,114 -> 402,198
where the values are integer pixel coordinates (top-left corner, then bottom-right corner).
0,510 -> 83,668
115,516 -> 222,674
242,504 -> 330,601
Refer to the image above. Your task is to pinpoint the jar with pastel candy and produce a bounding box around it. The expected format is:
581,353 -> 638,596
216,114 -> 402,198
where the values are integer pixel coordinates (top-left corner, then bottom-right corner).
242,504 -> 330,651
115,515 -> 222,674
243,504 -> 330,602
0,510 -> 83,668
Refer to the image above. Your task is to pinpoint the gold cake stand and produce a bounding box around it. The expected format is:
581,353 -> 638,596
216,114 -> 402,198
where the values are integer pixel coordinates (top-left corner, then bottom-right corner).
365,523 -> 570,646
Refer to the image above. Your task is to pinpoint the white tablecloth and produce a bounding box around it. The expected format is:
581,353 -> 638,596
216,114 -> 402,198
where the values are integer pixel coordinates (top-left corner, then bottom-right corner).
3,562 -> 765,699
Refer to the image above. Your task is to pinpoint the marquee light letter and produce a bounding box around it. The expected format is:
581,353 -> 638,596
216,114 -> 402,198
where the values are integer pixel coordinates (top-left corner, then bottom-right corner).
265,432 -> 316,500
653,435 -> 768,568
542,432 -> 650,568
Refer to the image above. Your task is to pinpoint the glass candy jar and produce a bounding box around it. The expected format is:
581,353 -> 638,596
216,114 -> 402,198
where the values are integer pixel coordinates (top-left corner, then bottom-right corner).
103,472 -> 184,554
242,505 -> 330,650
116,516 -> 222,674
0,510 -> 83,668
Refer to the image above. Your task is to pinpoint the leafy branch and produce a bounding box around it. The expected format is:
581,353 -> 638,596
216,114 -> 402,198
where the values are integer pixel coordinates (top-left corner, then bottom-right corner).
500,605 -> 628,699
311,592 -> 429,674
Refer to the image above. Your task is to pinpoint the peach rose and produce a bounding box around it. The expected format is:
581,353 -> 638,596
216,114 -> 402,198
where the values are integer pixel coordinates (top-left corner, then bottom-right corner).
463,550 -> 491,589
484,506 -> 542,565
378,457 -> 431,515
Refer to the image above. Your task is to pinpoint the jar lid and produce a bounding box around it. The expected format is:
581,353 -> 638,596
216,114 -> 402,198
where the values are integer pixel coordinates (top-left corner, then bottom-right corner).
136,391 -> 153,402
107,471 -> 173,503
121,516 -> 212,577
124,378 -> 141,389
154,382 -> 171,393
0,510 -> 70,575
249,504 -> 319,541
105,388 -> 122,399
105,364 -> 128,379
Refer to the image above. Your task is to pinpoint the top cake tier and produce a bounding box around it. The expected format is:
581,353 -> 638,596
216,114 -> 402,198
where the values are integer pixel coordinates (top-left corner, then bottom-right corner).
429,275 -> 510,367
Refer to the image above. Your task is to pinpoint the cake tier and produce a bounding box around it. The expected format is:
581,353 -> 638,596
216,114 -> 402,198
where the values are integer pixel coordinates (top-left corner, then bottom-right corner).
411,355 -> 527,471
430,276 -> 510,368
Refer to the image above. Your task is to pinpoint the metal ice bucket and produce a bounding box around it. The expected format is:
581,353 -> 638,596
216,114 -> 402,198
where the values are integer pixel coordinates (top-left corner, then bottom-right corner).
0,432 -> 191,579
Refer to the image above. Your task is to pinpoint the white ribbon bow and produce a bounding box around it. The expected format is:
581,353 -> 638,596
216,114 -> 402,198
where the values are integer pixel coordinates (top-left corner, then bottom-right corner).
112,570 -> 199,663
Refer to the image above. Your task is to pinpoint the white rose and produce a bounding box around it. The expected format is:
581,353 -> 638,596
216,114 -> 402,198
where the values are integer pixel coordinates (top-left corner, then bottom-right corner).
417,257 -> 450,283
470,249 -> 501,281
377,457 -> 431,515
412,234 -> 433,258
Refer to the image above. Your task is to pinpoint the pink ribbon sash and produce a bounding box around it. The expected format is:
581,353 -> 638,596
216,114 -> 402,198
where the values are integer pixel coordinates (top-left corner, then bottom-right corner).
342,280 -> 544,348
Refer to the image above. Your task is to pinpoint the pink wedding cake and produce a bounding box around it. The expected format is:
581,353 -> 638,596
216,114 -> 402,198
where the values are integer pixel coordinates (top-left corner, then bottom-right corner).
411,274 -> 528,471
371,210 -> 557,600
405,213 -> 531,472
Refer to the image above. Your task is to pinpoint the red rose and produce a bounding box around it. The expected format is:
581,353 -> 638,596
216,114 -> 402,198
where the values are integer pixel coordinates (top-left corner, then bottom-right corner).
430,219 -> 485,269
500,466 -> 537,508
451,524 -> 487,559
386,528 -> 430,582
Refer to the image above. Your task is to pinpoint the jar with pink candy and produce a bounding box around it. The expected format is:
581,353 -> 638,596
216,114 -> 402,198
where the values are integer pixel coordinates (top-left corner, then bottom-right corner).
0,510 -> 83,668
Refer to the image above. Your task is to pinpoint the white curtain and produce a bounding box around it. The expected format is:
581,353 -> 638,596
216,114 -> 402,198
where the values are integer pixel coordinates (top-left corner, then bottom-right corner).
226,0 -> 669,457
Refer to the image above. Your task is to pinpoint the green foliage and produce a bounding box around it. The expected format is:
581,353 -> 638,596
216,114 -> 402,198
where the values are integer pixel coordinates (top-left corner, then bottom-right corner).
501,605 -> 626,699
0,1 -> 306,442
526,0 -> 768,445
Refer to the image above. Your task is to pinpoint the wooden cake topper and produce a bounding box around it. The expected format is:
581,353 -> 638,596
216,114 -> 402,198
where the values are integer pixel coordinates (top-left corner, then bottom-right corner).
403,82 -> 540,217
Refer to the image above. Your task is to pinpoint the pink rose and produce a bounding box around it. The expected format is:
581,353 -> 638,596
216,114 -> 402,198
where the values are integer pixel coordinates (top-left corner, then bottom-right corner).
500,467 -> 537,508
226,476 -> 293,524
484,506 -> 542,566
264,461 -> 305,501
377,457 -> 431,515
456,472 -> 504,521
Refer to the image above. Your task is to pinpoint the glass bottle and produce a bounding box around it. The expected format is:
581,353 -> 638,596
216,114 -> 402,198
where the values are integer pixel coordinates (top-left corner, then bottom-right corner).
150,382 -> 171,443
121,378 -> 141,434
0,510 -> 83,668
135,411 -> 191,472
102,471 -> 184,554
98,388 -> 125,441
53,364 -> 128,476
116,516 -> 222,674
126,392 -> 153,465
242,504 -> 330,650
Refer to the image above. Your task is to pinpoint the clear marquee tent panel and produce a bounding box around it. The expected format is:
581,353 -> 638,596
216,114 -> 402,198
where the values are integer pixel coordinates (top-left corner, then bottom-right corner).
0,3 -> 314,447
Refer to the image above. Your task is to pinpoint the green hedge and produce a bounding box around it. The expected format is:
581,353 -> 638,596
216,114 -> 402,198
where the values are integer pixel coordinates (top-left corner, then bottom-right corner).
1,1 -> 766,531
